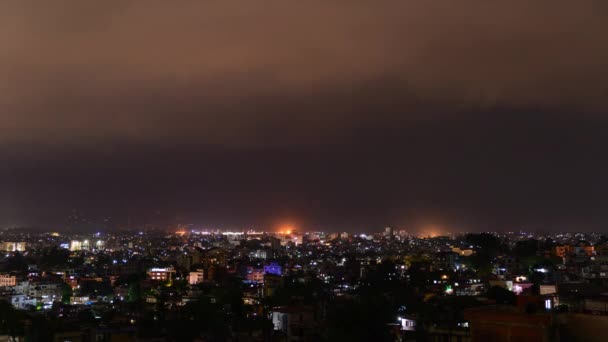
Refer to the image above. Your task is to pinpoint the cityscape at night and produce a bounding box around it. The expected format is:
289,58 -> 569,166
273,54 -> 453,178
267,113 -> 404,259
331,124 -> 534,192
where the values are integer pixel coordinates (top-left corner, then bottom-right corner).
0,227 -> 608,341
1,1 -> 608,341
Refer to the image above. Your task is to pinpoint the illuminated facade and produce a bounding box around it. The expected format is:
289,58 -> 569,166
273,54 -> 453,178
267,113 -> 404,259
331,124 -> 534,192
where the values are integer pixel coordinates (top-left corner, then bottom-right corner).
452,247 -> 475,256
555,245 -> 572,258
2,242 -> 27,252
0,274 -> 16,287
147,267 -> 176,281
555,244 -> 594,257
70,240 -> 91,251
188,270 -> 204,285
264,262 -> 282,276
246,267 -> 265,283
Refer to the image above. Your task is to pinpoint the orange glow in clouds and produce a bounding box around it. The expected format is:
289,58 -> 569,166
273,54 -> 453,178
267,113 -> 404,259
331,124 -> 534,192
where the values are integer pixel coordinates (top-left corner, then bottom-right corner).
418,224 -> 445,238
278,224 -> 295,235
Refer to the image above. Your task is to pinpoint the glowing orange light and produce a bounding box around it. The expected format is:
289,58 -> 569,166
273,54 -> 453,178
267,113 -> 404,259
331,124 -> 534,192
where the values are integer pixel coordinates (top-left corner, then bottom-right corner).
277,225 -> 294,235
176,230 -> 186,236
418,224 -> 445,238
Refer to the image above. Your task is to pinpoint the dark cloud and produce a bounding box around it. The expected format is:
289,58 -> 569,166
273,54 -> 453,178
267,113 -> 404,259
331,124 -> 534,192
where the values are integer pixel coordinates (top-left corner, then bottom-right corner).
0,1 -> 607,230
1,1 -> 607,144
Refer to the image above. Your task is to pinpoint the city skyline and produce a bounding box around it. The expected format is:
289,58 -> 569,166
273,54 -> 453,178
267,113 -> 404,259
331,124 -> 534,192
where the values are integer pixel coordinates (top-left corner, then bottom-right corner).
1,3 -> 607,340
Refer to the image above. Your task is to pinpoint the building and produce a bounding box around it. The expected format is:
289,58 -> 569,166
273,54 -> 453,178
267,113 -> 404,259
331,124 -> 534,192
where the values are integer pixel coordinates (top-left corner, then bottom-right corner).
271,306 -> 315,341
555,245 -> 572,258
251,249 -> 270,259
574,243 -> 594,256
464,305 -> 557,342
264,263 -> 282,276
177,247 -> 204,270
70,296 -> 90,305
1,241 -> 26,252
0,274 -> 16,287
539,285 -> 557,296
92,240 -> 105,250
70,240 -> 90,251
384,227 -> 394,239
189,269 -> 204,285
26,282 -> 63,304
264,274 -> 282,297
398,315 -> 416,331
436,251 -> 460,271
3,294 -> 36,310
270,237 -> 281,251
246,267 -> 265,283
202,248 -> 228,267
452,247 -> 475,257
555,243 -> 594,258
147,267 -> 176,282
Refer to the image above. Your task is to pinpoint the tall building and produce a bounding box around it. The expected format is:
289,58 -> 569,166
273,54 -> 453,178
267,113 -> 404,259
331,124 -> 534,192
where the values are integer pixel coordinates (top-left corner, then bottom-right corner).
70,240 -> 91,251
2,242 -> 27,252
384,227 -> 394,239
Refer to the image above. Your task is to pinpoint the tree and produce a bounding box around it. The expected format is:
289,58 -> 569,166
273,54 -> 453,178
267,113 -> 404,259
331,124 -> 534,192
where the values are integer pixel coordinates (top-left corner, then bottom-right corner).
326,297 -> 392,342
128,282 -> 142,303
182,297 -> 231,339
0,300 -> 23,339
462,253 -> 493,276
465,233 -> 503,255
513,239 -> 540,258
6,252 -> 28,272
39,247 -> 70,268
61,283 -> 73,304
26,315 -> 53,342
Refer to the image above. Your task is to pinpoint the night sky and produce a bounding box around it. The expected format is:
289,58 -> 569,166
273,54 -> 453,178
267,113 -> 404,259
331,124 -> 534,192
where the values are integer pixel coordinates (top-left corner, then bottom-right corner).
1,1 -> 607,231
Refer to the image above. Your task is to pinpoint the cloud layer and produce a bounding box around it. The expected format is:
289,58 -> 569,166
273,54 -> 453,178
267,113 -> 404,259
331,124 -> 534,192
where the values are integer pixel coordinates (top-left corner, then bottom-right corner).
1,1 -> 607,145
1,1 -> 607,230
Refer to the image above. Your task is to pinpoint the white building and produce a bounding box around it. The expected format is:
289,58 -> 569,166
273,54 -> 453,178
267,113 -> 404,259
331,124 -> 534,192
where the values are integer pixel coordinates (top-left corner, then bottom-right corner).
399,316 -> 416,331
5,294 -> 36,310
251,249 -> 269,259
271,306 -> 314,340
27,283 -> 63,303
70,240 -> 82,251
189,270 -> 204,285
